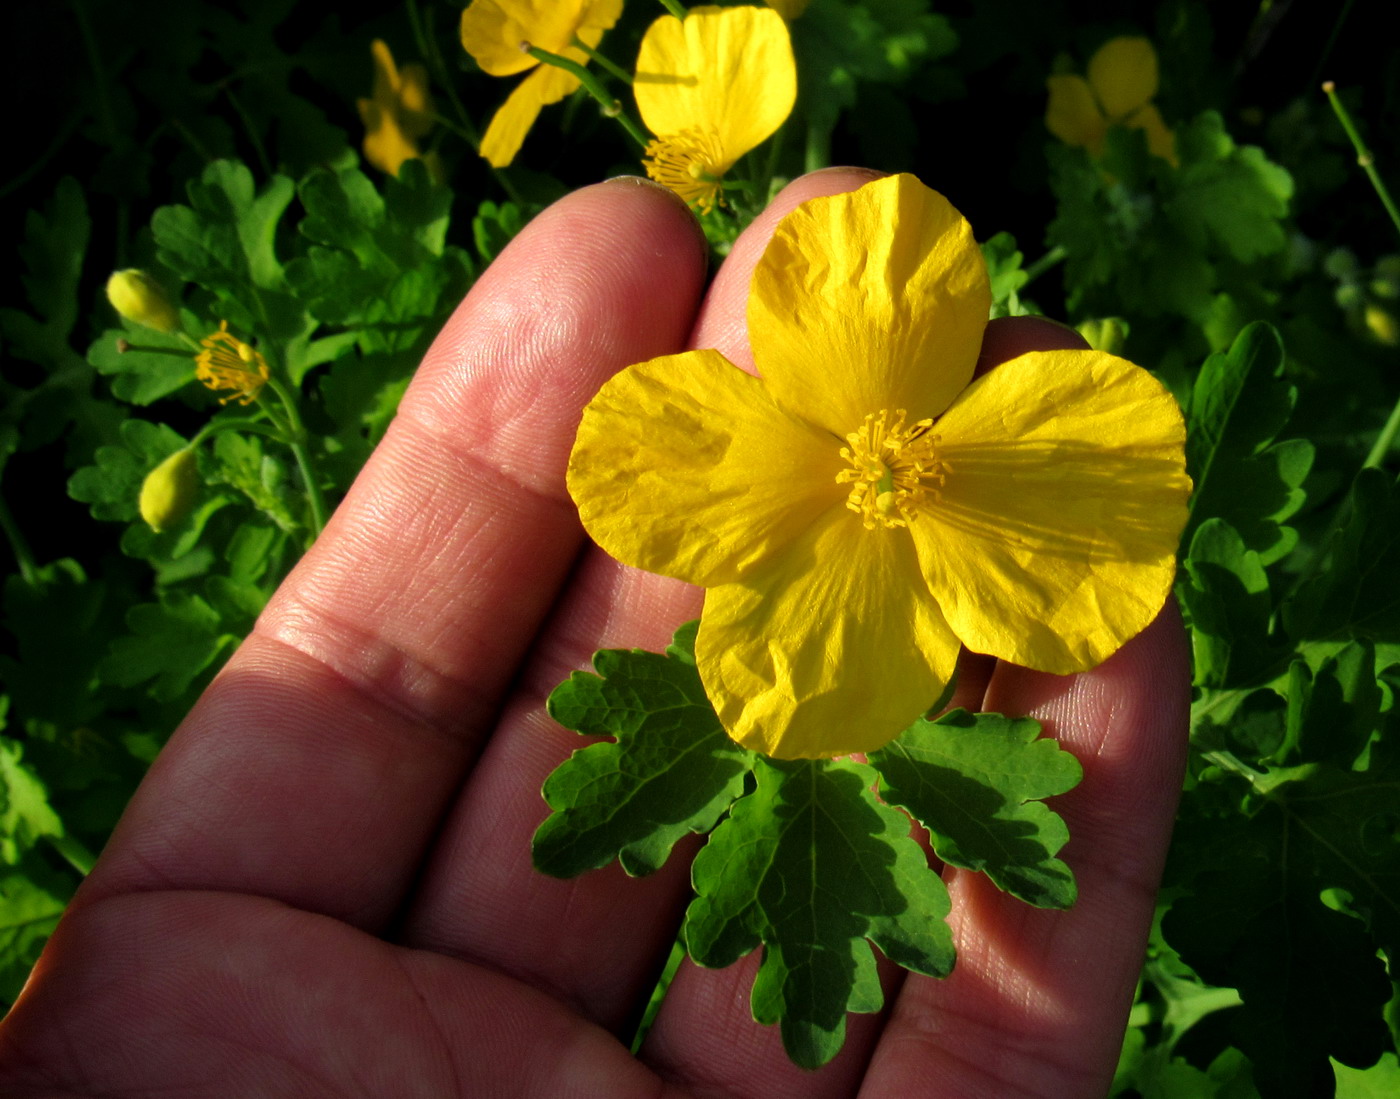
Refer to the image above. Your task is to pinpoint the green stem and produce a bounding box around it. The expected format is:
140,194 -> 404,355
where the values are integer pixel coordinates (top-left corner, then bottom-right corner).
47,833 -> 97,877
1362,385 -> 1400,469
409,0 -> 482,150
571,36 -> 632,84
264,376 -> 329,540
0,494 -> 39,587
1322,82 -> 1400,242
70,0 -> 119,148
1022,244 -> 1068,287
804,122 -> 831,175
525,46 -> 649,150
189,417 -> 288,448
222,84 -> 274,181
657,0 -> 687,18
114,340 -> 195,359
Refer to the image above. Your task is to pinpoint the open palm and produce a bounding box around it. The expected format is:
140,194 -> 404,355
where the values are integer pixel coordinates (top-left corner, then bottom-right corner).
0,169 -> 1188,1098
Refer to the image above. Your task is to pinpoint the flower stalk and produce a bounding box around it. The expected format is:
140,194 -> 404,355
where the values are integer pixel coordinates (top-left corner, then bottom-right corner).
524,45 -> 648,148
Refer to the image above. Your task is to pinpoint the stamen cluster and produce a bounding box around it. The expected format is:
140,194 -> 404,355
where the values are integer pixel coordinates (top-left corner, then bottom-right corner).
195,321 -> 270,405
837,409 -> 947,529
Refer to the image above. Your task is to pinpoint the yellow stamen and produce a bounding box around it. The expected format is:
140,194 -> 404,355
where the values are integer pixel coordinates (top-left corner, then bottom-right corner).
643,129 -> 728,214
836,409 -> 948,529
195,321 -> 269,406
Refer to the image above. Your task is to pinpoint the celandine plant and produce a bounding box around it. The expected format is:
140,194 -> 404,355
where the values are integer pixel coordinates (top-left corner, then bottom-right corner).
533,172 -> 1191,1067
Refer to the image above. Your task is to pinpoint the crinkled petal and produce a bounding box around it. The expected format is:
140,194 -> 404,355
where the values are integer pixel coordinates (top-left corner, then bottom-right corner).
1045,74 -> 1106,152
1125,102 -> 1177,165
749,173 -> 990,437
461,0 -> 619,76
909,349 -> 1191,674
1087,36 -> 1159,120
569,350 -> 836,587
479,63 -> 580,167
697,508 -> 961,759
634,6 -> 796,164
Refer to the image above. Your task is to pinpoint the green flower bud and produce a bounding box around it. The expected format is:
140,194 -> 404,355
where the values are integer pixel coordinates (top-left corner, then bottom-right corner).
1076,316 -> 1128,355
139,448 -> 199,532
106,269 -> 181,334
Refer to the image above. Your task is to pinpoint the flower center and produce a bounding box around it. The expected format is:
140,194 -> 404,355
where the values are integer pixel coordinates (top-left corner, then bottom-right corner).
195,321 -> 270,406
836,409 -> 947,529
643,129 -> 728,214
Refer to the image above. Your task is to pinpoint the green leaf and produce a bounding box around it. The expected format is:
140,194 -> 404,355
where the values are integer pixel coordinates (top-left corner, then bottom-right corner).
97,591 -> 233,701
1334,1052 -> 1400,1098
1179,519 -> 1278,689
981,232 -> 1031,319
533,621 -> 754,877
472,200 -> 527,264
0,858 -> 71,1004
0,177 -> 89,371
1183,323 -> 1312,564
1285,468 -> 1400,644
686,756 -> 953,1069
1169,111 -> 1294,265
1274,643 -> 1381,768
869,709 -> 1081,908
0,734 -> 64,866
87,322 -> 198,405
66,419 -> 188,523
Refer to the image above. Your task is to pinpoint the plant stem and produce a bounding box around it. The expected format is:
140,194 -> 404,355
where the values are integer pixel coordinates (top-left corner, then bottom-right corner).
0,494 -> 39,587
48,833 -> 97,877
264,376 -> 329,540
1322,82 -> 1400,242
1363,391 -> 1400,469
408,0 -> 482,150
658,0 -> 687,19
525,46 -> 649,150
189,417 -> 288,448
1022,244 -> 1068,287
571,36 -> 632,84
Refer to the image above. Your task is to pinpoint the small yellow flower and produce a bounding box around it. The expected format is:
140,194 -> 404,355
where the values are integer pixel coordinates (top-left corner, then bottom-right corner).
635,6 -> 797,214
568,174 -> 1191,759
461,0 -> 624,168
1046,36 -> 1176,165
357,39 -> 436,177
106,269 -> 181,333
195,322 -> 269,406
139,448 -> 199,533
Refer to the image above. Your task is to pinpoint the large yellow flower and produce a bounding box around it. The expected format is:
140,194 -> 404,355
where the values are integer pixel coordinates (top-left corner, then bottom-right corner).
635,6 -> 796,213
1046,36 -> 1176,165
357,39 -> 435,177
568,174 -> 1191,760
462,0 -> 623,168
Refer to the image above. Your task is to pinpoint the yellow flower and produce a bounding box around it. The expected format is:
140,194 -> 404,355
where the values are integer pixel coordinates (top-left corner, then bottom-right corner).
635,6 -> 797,214
461,0 -> 624,168
195,322 -> 269,406
1046,36 -> 1176,165
106,269 -> 181,333
568,174 -> 1191,759
139,448 -> 199,533
357,39 -> 436,177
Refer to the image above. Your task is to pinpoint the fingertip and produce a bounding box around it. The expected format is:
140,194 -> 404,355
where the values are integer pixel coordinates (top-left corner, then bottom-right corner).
977,315 -> 1090,377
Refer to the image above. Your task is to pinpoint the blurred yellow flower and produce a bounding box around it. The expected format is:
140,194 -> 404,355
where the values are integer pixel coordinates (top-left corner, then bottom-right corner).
195,322 -> 269,406
635,6 -> 796,213
1046,36 -> 1176,165
357,39 -> 436,177
139,448 -> 199,533
568,174 -> 1190,759
462,0 -> 624,168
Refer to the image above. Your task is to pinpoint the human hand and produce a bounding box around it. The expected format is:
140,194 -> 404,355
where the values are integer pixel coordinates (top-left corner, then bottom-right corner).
0,169 -> 1188,1098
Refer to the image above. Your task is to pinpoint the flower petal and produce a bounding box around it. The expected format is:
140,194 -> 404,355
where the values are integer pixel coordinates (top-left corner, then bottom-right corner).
1045,74 -> 1106,152
461,0 -> 619,76
910,348 -> 1191,674
634,6 -> 796,165
1087,37 -> 1159,121
1125,102 -> 1177,165
479,64 -> 580,167
748,173 -> 991,437
697,508 -> 961,759
569,350 -> 837,587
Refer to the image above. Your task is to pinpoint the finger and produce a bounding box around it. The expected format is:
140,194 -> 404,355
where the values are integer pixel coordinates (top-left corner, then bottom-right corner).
860,601 -> 1190,1098
73,178 -> 711,931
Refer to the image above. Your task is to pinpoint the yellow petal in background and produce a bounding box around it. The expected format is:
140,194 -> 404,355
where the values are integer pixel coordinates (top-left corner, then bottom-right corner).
479,61 -> 582,168
1087,36 -> 1159,121
910,348 -> 1191,674
635,6 -> 796,171
1126,102 -> 1178,165
697,509 -> 961,759
748,173 -> 990,437
461,0 -> 619,76
1045,73 -> 1107,153
569,350 -> 836,587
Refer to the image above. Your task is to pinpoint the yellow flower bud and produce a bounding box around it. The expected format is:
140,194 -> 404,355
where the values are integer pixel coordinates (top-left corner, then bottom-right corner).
106,269 -> 181,334
1365,304 -> 1399,346
139,448 -> 199,533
